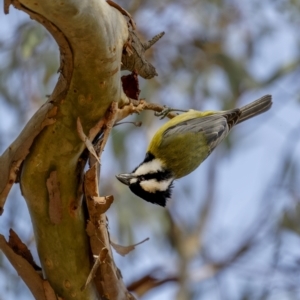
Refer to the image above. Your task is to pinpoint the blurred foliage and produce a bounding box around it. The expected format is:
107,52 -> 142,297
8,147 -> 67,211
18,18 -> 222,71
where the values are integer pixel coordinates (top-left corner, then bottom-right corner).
0,20 -> 59,124
1,0 -> 300,300
281,204 -> 300,235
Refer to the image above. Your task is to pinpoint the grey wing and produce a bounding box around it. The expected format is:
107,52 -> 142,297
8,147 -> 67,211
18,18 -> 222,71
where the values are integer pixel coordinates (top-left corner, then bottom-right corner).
163,114 -> 230,153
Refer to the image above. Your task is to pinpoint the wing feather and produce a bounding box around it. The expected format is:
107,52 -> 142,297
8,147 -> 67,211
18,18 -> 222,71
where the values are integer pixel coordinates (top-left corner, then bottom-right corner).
162,111 -> 239,152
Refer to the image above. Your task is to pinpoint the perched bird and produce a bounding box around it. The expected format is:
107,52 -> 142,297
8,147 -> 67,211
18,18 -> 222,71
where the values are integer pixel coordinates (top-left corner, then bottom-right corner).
116,95 -> 272,207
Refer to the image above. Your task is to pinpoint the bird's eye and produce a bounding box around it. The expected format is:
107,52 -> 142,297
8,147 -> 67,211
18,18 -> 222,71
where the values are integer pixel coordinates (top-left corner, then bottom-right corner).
140,176 -> 145,181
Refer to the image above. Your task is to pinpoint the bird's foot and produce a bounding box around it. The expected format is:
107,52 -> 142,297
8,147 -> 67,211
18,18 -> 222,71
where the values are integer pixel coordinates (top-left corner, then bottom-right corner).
155,106 -> 188,119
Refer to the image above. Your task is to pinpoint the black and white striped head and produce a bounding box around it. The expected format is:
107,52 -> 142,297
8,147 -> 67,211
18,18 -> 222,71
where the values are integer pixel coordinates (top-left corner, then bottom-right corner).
116,152 -> 174,207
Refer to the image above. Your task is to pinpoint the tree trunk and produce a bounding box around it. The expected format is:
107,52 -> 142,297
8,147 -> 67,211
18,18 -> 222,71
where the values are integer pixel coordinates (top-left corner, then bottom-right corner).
0,0 -> 142,299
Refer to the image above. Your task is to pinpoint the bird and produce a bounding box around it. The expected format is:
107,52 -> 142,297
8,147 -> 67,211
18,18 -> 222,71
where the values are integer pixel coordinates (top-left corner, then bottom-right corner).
116,95 -> 272,207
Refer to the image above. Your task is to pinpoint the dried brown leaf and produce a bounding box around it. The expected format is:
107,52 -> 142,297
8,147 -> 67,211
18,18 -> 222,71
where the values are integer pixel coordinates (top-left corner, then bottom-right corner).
128,273 -> 177,297
121,72 -> 140,100
88,118 -> 105,141
84,164 -> 98,197
82,247 -> 109,291
86,220 -> 96,237
111,237 -> 149,257
99,247 -> 109,262
93,196 -> 106,204
94,195 -> 114,215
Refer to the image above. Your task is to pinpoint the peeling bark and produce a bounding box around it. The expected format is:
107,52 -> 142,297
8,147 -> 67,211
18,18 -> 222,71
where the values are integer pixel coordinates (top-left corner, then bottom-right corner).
46,171 -> 62,225
0,104 -> 57,214
0,234 -> 54,300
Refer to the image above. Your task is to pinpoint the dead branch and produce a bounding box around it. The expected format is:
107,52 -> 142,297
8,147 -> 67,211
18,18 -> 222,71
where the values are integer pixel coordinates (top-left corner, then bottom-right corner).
122,29 -> 165,79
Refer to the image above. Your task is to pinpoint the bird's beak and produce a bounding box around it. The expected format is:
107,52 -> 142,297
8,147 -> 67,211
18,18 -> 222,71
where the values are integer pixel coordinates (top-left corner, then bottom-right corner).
116,173 -> 135,186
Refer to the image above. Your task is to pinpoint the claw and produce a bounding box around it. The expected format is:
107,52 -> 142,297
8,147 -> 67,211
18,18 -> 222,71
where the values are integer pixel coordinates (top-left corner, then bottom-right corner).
154,106 -> 170,119
155,107 -> 188,119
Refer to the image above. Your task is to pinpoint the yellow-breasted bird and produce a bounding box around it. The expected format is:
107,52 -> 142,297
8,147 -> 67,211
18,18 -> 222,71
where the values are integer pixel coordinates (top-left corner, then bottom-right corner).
116,95 -> 272,207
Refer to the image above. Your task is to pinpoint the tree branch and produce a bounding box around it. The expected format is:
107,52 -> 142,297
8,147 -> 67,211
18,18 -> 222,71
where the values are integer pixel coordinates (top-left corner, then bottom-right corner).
0,233 -> 56,300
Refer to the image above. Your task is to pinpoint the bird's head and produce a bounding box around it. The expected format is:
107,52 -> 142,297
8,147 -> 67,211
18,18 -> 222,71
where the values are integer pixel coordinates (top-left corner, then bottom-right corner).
116,152 -> 174,207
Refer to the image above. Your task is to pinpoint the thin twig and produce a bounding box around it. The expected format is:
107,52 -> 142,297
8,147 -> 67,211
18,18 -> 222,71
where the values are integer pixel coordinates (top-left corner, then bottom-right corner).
144,32 -> 165,50
127,98 -> 178,119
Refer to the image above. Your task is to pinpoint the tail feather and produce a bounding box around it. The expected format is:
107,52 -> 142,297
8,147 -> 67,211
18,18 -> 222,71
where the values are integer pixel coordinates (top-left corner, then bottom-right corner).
237,95 -> 272,124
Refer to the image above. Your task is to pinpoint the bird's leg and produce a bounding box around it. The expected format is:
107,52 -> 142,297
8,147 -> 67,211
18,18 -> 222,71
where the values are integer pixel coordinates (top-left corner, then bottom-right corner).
154,106 -> 188,119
